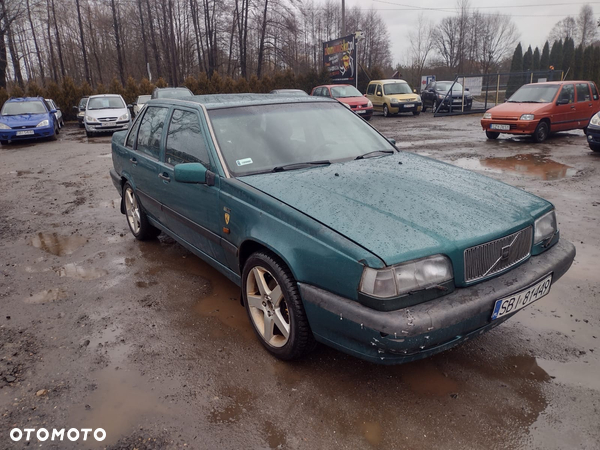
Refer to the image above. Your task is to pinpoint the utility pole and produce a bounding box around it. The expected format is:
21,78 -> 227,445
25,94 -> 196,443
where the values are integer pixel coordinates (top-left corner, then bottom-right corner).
342,0 -> 346,35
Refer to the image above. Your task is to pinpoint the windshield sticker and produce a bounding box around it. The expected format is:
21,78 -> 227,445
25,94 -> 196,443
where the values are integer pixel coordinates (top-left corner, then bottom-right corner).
236,158 -> 253,166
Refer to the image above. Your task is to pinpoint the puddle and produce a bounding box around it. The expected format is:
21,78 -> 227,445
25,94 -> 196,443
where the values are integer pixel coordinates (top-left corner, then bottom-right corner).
451,154 -> 577,180
25,288 -> 66,303
396,359 -> 459,396
359,421 -> 383,447
70,368 -> 170,447
30,232 -> 87,256
263,421 -> 287,449
57,263 -> 108,280
208,385 -> 254,424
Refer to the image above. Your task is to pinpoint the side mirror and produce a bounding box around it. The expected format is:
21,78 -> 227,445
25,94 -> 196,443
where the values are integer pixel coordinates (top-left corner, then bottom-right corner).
387,138 -> 396,145
49,109 -> 57,114
413,89 -> 417,93
376,91 -> 382,97
557,98 -> 570,105
174,163 -> 208,184
127,104 -> 133,108
465,88 -> 470,92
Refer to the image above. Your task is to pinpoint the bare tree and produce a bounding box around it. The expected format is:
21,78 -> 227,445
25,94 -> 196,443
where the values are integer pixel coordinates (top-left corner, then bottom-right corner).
548,17 -> 578,44
408,14 -> 434,83
478,13 -> 519,74
577,4 -> 596,47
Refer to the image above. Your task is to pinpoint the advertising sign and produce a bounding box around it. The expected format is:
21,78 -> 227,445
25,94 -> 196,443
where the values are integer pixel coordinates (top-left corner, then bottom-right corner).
323,35 -> 356,84
421,75 -> 436,91
461,76 -> 483,96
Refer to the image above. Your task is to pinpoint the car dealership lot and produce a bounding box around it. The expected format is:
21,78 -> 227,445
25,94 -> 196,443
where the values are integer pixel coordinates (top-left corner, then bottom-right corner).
0,116 -> 598,449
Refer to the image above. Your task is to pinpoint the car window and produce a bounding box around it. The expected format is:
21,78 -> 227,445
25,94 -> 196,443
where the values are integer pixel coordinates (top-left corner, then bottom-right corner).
384,83 -> 412,95
87,96 -> 125,110
79,98 -> 88,109
331,85 -> 363,98
576,83 -> 591,102
366,84 -> 376,95
592,83 -> 599,101
1,100 -> 47,115
323,88 -> 331,98
376,85 -> 383,95
165,109 -> 210,168
559,84 -> 575,103
312,88 -> 321,96
136,106 -> 168,159
126,111 -> 144,148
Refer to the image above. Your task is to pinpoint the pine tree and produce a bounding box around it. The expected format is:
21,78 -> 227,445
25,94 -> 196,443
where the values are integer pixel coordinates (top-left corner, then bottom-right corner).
540,41 -> 550,71
533,47 -> 541,72
593,47 -> 600,88
523,46 -> 533,72
506,43 -> 524,99
574,45 -> 584,80
582,46 -> 594,81
562,37 -> 575,80
549,40 -> 563,69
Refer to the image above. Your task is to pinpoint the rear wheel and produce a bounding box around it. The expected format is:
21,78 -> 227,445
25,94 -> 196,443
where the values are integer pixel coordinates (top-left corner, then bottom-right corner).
589,143 -> 600,152
123,182 -> 161,240
413,111 -> 421,116
486,131 -> 500,140
0,140 -> 8,145
533,121 -> 549,143
242,251 -> 316,360
383,104 -> 390,117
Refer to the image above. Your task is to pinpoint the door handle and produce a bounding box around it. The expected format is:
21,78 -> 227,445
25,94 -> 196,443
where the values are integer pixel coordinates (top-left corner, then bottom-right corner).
158,173 -> 170,182
130,157 -> 137,164
571,106 -> 576,110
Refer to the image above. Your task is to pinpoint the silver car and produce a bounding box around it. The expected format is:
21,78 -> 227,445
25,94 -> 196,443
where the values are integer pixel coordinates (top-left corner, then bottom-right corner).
45,99 -> 64,128
132,94 -> 151,118
84,94 -> 131,137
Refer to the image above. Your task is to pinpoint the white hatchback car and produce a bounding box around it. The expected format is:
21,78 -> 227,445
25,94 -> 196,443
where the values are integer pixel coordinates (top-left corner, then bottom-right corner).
84,94 -> 131,137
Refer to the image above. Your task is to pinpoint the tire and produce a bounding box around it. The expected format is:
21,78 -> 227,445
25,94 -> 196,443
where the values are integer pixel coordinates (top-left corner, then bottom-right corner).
486,131 -> 500,140
533,121 -> 549,143
242,251 -> 316,360
0,140 -> 8,145
79,123 -> 84,129
413,111 -> 420,116
86,130 -> 93,138
422,104 -> 428,112
383,104 -> 389,117
123,182 -> 161,240
364,115 -> 371,121
50,125 -> 58,141
589,143 -> 600,152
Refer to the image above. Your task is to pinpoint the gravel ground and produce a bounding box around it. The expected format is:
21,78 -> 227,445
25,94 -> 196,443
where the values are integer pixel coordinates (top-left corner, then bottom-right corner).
0,113 -> 598,450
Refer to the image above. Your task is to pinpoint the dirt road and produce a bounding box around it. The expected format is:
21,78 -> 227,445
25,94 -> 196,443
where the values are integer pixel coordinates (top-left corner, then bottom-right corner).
1,114 -> 598,449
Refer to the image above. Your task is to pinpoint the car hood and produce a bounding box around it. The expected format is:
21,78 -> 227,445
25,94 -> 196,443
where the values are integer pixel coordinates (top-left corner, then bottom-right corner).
0,113 -> 49,127
487,102 -> 550,118
337,96 -> 369,107
240,152 -> 551,266
388,94 -> 420,102
86,108 -> 128,119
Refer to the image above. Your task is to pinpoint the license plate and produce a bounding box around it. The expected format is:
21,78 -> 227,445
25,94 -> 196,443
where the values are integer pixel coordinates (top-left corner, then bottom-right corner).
356,110 -> 365,114
103,122 -> 117,127
16,130 -> 34,136
491,274 -> 552,320
404,104 -> 414,108
491,124 -> 510,131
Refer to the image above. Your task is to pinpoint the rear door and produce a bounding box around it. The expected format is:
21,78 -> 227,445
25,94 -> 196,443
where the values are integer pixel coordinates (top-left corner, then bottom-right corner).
373,83 -> 384,110
131,105 -> 170,222
154,107 -> 225,262
574,82 -> 595,126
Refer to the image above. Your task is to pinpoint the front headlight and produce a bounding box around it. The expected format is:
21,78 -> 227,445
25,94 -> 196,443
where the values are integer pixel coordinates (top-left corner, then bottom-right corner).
342,102 -> 351,109
590,114 -> 600,126
36,120 -> 49,127
360,255 -> 453,298
86,115 -> 99,123
390,98 -> 399,104
0,123 -> 11,129
118,113 -> 129,121
416,95 -> 422,102
483,112 -> 492,119
534,210 -> 557,244
437,93 -> 445,99
367,100 -> 373,108
77,111 -> 85,118
520,114 -> 535,121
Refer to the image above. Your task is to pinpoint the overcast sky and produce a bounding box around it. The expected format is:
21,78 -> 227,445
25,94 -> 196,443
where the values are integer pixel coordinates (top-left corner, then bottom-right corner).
337,0 -> 599,65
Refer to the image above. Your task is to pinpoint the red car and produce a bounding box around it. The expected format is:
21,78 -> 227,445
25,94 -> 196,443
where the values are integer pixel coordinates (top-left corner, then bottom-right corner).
311,84 -> 373,120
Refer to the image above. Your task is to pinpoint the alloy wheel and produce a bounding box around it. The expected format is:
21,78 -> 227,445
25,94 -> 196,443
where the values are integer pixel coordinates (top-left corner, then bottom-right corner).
124,187 -> 141,235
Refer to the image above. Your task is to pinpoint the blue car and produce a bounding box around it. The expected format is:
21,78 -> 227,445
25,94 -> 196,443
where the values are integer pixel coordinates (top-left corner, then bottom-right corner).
0,97 -> 59,144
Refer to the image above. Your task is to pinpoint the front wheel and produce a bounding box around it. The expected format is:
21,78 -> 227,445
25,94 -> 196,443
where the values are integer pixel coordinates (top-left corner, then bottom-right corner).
533,121 -> 549,143
242,251 -> 316,360
422,104 -> 428,112
486,131 -> 500,140
123,182 -> 161,240
0,140 -> 8,145
383,104 -> 389,117
413,111 -> 421,116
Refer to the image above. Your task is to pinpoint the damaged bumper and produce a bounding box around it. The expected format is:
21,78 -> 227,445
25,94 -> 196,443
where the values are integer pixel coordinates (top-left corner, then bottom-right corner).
300,239 -> 575,364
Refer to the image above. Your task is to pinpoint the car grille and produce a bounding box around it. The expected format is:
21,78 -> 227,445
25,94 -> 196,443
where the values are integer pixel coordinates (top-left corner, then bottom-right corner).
98,117 -> 118,122
464,226 -> 532,283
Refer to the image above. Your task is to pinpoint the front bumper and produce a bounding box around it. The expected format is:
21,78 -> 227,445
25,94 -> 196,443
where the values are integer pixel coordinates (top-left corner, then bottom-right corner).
0,125 -> 55,141
353,107 -> 373,119
586,124 -> 600,144
391,101 -> 422,114
85,121 -> 130,133
481,119 -> 538,135
300,239 -> 575,364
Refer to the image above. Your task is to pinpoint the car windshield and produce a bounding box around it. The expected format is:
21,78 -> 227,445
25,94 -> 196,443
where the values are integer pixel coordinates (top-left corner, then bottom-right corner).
87,97 -> 125,110
155,89 -> 193,99
383,83 -> 412,95
271,90 -> 307,96
79,98 -> 88,108
1,100 -> 46,115
508,85 -> 560,103
330,85 -> 363,98
137,95 -> 151,104
436,82 -> 465,92
208,102 -> 395,176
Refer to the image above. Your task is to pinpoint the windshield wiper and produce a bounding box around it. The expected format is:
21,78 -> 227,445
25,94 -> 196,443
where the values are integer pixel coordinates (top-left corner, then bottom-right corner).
272,160 -> 331,172
355,150 -> 395,160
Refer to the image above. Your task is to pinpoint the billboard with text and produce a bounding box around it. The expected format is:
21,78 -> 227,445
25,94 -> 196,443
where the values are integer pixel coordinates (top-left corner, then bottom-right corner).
323,35 -> 356,85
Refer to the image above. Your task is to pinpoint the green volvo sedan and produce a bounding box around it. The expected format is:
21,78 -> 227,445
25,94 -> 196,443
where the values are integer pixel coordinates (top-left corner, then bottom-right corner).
110,94 -> 575,364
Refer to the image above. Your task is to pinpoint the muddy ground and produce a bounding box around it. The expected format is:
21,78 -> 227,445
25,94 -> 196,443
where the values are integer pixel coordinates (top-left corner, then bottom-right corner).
0,113 -> 598,450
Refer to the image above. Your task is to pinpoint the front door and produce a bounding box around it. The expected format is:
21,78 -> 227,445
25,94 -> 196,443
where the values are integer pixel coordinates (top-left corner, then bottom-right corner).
552,84 -> 576,132
154,107 -> 225,263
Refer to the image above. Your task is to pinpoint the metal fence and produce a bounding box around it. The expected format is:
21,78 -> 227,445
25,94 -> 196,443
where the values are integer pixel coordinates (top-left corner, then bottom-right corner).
432,70 -> 565,117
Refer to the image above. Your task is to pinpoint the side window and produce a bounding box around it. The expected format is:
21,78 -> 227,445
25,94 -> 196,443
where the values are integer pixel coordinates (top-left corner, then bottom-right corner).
376,84 -> 382,95
592,83 -> 599,101
323,88 -> 331,97
576,83 -> 591,102
136,106 -> 168,159
367,84 -> 376,95
165,109 -> 210,168
559,84 -> 575,103
126,112 -> 144,148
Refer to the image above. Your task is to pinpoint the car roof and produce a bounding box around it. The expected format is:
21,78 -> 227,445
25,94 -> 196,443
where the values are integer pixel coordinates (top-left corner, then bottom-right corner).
7,97 -> 46,102
314,84 -> 352,88
370,79 -> 408,84
148,93 -> 334,110
88,94 -> 122,98
523,80 -> 591,85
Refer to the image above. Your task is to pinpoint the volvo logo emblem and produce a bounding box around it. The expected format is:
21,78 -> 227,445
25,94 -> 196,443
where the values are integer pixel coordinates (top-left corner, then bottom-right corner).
501,245 -> 511,260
